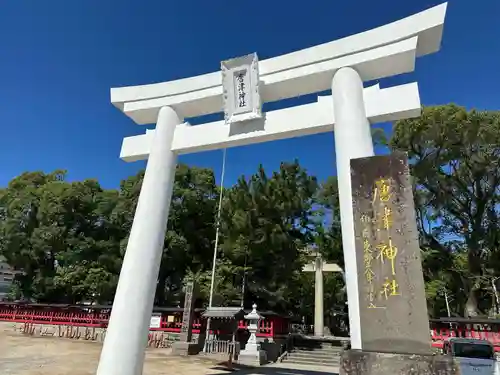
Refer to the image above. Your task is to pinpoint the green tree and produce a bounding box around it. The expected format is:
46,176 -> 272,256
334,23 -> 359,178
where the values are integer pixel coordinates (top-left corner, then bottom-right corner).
0,171 -> 121,303
390,104 -> 500,317
111,164 -> 218,306
215,161 -> 320,314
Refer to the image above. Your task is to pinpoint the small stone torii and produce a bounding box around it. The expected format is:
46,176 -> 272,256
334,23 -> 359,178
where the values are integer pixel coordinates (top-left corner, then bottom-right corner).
302,252 -> 343,337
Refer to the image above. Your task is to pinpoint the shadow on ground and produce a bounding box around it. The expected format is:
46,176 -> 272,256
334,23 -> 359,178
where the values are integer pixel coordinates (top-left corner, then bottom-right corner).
209,364 -> 339,375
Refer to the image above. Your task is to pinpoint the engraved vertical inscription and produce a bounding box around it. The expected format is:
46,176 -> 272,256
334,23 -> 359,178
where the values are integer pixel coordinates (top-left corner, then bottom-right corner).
179,281 -> 197,343
351,152 -> 431,355
235,70 -> 248,108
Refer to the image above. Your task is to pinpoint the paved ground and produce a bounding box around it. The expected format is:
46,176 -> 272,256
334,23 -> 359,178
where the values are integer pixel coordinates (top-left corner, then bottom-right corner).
0,323 -> 337,375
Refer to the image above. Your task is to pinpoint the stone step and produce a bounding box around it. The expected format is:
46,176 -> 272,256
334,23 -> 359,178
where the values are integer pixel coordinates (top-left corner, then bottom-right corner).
292,347 -> 343,354
294,343 -> 343,348
284,357 -> 340,367
292,342 -> 345,349
290,351 -> 340,360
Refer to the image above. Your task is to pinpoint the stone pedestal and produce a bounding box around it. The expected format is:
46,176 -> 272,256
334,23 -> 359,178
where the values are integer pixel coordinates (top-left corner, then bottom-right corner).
172,341 -> 200,356
239,335 -> 267,366
340,350 -> 459,375
238,349 -> 268,366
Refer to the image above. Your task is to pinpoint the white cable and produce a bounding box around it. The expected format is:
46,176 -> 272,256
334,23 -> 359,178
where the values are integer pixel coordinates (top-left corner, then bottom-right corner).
208,148 -> 226,308
205,148 -> 227,350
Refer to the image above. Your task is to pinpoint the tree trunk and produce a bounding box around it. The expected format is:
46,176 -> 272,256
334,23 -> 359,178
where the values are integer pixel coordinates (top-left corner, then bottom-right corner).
464,288 -> 479,317
465,242 -> 482,317
155,273 -> 167,306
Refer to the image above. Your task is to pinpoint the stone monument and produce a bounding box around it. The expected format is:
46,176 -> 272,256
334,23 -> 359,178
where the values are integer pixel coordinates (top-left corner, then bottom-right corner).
302,252 -> 343,336
340,153 -> 458,375
238,304 -> 267,366
172,281 -> 199,355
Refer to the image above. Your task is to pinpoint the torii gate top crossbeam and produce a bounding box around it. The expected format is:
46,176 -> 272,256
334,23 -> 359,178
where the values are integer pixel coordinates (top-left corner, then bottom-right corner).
120,82 -> 420,161
110,3 -> 447,124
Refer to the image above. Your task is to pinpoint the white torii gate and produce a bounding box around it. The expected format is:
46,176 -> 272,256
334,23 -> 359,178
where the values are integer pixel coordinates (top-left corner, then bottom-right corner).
97,4 -> 447,375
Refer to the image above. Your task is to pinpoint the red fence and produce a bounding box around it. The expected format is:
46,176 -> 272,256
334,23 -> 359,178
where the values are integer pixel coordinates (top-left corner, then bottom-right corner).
0,307 -> 109,327
2,303 -> 499,350
148,316 -> 277,336
430,318 -> 500,352
0,303 -> 286,338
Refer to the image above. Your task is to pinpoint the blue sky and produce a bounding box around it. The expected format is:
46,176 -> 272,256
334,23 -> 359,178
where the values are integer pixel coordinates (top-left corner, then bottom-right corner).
0,0 -> 498,189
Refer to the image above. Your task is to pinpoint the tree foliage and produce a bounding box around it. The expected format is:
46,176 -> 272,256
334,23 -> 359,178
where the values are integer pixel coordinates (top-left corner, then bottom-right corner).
0,171 -> 121,302
390,104 -> 500,317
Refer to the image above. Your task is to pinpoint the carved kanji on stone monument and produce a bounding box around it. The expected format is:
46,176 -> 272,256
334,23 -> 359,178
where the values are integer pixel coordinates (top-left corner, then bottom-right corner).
179,281 -> 197,343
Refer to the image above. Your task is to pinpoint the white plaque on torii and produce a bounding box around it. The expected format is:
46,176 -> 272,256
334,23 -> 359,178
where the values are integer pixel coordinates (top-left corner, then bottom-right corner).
221,53 -> 262,125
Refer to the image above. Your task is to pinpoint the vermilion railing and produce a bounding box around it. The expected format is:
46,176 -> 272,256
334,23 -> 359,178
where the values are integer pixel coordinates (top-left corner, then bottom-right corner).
0,305 -> 281,338
3,304 -> 499,350
430,324 -> 500,352
0,307 -> 110,328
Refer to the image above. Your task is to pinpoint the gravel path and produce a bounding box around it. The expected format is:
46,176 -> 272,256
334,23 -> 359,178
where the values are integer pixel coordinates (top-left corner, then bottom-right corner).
0,323 -> 230,375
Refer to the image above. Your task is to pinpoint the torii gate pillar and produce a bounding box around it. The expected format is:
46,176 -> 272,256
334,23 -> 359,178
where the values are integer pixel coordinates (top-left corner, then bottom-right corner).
96,106 -> 181,375
332,67 -> 374,348
303,253 -> 343,337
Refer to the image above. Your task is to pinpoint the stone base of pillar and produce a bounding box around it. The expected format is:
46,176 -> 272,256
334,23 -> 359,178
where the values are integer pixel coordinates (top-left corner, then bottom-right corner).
340,350 -> 459,375
238,347 -> 268,366
172,341 -> 200,356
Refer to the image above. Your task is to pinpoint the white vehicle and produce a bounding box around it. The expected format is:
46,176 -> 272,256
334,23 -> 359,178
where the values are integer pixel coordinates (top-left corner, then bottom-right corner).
443,338 -> 499,375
